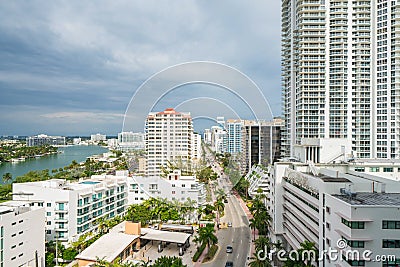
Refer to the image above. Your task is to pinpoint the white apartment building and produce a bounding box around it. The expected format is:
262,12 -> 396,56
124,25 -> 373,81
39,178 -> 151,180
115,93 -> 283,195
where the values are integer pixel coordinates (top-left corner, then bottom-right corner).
117,132 -> 145,151
12,176 -> 127,244
127,170 -> 206,207
191,133 -> 202,163
26,134 -> 65,147
210,126 -> 227,154
282,0 -> 400,159
90,133 -> 106,142
0,201 -> 45,267
203,129 -> 212,145
145,108 -> 193,176
249,160 -> 400,266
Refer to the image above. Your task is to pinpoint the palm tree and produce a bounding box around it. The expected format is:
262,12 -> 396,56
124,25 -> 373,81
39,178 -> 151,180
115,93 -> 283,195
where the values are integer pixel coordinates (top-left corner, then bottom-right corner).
151,256 -> 187,267
215,188 -> 227,201
2,173 -> 12,184
95,217 -> 108,235
249,218 -> 257,241
214,199 -> 225,222
255,236 -> 272,252
198,224 -> 218,251
248,251 -> 273,267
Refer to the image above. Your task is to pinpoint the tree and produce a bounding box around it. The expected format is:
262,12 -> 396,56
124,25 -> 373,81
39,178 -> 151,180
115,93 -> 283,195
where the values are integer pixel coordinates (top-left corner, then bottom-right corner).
249,251 -> 272,267
214,199 -> 225,224
2,172 -> 12,184
151,256 -> 187,267
198,224 -> 218,250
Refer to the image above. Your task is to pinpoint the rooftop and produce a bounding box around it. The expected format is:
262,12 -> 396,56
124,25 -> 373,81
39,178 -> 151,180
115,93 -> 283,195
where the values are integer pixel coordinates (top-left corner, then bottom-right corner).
141,228 -> 191,244
76,231 -> 139,262
333,192 -> 400,206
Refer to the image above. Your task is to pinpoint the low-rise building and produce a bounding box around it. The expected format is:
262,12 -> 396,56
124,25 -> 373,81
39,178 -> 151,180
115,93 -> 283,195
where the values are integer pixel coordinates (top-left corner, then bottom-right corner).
12,176 -> 128,244
127,170 -> 206,207
0,201 -> 45,267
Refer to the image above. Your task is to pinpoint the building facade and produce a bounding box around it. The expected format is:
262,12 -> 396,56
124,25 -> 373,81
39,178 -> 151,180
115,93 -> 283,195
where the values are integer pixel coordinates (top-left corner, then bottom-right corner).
0,201 -> 45,267
226,119 -> 243,154
117,132 -> 145,151
12,177 -> 127,244
282,0 -> 400,159
249,159 -> 400,266
241,119 -> 283,174
26,134 -> 65,147
127,170 -> 206,207
90,134 -> 107,142
145,108 -> 193,176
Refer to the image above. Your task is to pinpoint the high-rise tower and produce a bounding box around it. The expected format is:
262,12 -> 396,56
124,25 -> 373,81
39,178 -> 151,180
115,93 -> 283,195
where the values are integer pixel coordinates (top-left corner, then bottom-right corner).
282,0 -> 400,159
145,108 -> 193,176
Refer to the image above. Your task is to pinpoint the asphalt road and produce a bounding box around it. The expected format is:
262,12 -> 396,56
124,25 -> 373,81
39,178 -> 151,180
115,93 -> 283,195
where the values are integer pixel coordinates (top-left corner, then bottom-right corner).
202,156 -> 251,267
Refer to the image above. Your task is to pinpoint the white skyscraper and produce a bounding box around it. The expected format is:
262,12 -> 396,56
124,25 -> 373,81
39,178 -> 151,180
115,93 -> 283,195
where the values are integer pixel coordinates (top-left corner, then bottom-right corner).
145,108 -> 193,176
282,0 -> 400,159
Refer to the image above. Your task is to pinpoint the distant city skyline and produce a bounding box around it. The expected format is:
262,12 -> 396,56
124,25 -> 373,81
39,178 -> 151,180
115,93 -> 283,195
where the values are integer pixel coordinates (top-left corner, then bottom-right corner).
0,1 -> 281,136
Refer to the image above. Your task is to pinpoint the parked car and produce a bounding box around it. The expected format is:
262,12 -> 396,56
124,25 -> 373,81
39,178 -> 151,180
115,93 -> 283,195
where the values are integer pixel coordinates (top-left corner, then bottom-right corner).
228,222 -> 232,227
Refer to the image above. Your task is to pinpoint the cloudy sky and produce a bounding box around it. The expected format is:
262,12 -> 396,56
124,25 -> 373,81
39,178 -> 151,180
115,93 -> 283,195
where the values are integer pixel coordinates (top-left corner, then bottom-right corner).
0,1 -> 281,136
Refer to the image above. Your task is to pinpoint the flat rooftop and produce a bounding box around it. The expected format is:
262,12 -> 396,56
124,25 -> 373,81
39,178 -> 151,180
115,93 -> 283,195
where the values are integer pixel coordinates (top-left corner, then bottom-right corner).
141,228 -> 191,244
333,192 -> 400,206
301,172 -> 351,183
76,231 -> 139,262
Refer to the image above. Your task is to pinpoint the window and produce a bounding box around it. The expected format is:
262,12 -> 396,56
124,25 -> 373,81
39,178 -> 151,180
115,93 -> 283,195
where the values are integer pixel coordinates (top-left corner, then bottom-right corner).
383,220 -> 400,229
47,203 -> 51,207
341,218 -> 365,229
370,167 -> 380,172
326,222 -> 331,230
18,220 -> 23,224
46,230 -> 51,234
355,167 -> 365,172
382,258 -> 400,267
383,239 -> 400,248
326,206 -> 331,214
172,191 -> 176,194
47,221 -> 51,225
46,212 -> 51,216
383,167 -> 393,172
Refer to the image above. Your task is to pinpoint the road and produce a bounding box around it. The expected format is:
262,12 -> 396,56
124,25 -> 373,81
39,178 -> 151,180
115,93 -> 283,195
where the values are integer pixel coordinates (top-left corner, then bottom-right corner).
202,153 -> 251,267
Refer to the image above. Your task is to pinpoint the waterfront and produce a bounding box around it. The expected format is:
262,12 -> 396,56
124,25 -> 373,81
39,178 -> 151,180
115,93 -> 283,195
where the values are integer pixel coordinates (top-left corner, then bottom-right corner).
0,145 -> 109,180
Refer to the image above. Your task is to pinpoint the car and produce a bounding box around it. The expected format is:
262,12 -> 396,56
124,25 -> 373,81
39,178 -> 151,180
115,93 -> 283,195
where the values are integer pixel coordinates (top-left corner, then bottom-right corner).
226,245 -> 233,253
225,261 -> 233,267
228,222 -> 232,227
224,199 -> 228,203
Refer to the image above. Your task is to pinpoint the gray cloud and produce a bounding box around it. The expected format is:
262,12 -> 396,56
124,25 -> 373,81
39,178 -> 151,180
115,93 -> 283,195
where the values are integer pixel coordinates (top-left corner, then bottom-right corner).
0,0 -> 281,136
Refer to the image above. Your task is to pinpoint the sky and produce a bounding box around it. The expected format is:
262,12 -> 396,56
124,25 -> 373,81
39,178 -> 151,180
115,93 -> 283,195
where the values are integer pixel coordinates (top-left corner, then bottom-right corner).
0,1 -> 281,136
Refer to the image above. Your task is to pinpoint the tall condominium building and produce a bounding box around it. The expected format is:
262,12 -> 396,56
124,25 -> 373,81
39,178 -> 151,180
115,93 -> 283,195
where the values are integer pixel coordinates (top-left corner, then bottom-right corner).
145,108 -> 193,176
0,201 -> 45,267
26,134 -> 65,147
191,133 -> 202,163
282,0 -> 400,159
241,119 -> 283,174
12,177 -> 127,244
226,119 -> 243,154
